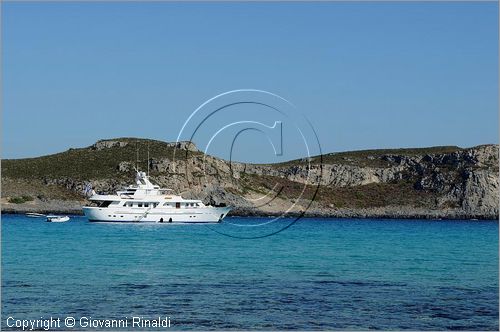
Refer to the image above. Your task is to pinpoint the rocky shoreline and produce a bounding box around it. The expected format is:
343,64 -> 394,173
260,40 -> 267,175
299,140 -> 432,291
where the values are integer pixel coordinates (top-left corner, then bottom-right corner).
2,199 -> 497,220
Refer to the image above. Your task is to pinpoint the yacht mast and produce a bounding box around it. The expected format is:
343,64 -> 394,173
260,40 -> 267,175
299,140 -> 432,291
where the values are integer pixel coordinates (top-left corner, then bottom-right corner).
136,141 -> 139,172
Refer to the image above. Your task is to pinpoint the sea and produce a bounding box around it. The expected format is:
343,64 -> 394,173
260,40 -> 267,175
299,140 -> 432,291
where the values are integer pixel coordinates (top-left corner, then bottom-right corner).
2,214 -> 498,330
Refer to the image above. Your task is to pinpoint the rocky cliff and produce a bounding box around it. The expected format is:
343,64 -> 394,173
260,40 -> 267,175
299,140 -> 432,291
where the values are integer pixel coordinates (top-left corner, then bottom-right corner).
2,138 -> 498,219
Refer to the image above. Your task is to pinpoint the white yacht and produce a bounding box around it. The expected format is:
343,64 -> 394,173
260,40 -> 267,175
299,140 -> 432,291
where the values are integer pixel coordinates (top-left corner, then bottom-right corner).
82,171 -> 231,223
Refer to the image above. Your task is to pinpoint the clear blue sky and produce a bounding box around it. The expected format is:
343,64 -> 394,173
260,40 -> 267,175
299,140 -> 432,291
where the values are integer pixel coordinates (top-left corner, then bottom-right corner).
2,2 -> 498,163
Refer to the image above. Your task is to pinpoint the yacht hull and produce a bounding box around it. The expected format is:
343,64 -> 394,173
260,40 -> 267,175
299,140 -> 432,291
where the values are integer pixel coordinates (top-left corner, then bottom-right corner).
83,206 -> 231,223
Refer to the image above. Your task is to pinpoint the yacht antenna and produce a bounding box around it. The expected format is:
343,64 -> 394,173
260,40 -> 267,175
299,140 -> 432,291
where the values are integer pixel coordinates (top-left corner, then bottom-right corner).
136,141 -> 139,172
147,142 -> 150,177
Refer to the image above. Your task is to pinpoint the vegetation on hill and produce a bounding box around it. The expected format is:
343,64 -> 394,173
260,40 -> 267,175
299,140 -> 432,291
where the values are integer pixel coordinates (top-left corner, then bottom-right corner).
238,174 -> 438,209
2,138 -> 201,180
3,138 -> 468,181
8,195 -> 34,204
276,146 -> 464,168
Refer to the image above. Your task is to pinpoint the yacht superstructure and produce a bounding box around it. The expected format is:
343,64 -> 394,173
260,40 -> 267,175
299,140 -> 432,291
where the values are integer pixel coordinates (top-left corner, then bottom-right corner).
82,171 -> 230,223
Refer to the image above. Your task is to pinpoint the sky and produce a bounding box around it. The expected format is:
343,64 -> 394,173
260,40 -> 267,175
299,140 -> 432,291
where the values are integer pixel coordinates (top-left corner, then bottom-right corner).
2,2 -> 498,163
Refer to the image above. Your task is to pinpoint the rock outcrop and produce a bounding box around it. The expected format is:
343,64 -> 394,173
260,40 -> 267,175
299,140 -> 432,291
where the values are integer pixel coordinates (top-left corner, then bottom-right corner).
91,140 -> 128,150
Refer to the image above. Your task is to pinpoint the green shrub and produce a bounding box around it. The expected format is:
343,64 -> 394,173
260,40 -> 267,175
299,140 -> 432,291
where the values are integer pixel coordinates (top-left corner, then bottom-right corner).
8,195 -> 34,204
8,197 -> 25,204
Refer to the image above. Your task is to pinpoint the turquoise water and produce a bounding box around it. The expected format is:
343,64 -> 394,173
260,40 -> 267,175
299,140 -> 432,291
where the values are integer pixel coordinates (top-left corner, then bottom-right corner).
2,214 -> 498,330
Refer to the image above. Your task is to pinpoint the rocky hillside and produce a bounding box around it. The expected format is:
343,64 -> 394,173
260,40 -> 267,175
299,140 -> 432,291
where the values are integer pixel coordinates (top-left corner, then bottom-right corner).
2,138 -> 498,219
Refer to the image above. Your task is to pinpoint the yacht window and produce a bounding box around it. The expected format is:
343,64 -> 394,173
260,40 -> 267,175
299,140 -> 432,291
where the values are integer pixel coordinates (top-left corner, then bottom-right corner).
145,203 -> 149,208
176,202 -> 180,209
99,201 -> 113,208
196,203 -> 200,207
138,203 -> 143,207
